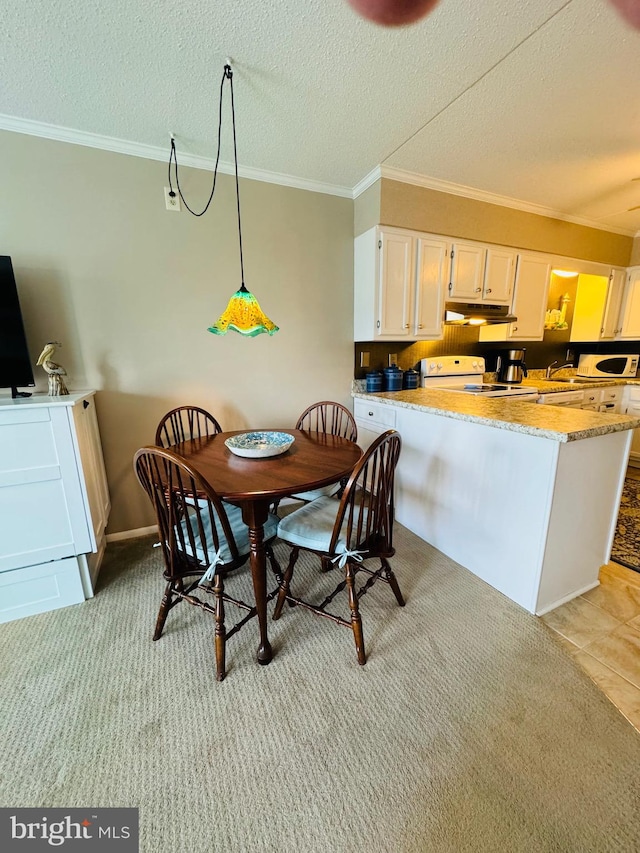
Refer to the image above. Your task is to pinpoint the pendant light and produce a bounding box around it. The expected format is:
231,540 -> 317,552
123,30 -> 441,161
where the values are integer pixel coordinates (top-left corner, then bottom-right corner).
168,63 -> 278,337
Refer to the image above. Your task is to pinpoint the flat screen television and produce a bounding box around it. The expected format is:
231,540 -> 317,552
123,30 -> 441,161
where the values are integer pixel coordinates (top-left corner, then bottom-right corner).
0,256 -> 35,398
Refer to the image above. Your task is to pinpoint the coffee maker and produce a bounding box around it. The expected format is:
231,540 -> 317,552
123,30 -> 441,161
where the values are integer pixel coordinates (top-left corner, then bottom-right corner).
495,349 -> 528,384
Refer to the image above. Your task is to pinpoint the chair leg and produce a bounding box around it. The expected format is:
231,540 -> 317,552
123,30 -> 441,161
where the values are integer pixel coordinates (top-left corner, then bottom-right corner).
153,581 -> 174,640
265,544 -> 282,585
381,558 -> 405,607
213,573 -> 226,682
273,547 -> 299,620
345,561 -> 366,665
319,555 -> 333,573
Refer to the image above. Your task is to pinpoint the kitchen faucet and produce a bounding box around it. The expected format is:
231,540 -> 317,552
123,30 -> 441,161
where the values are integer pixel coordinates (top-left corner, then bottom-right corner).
545,360 -> 574,379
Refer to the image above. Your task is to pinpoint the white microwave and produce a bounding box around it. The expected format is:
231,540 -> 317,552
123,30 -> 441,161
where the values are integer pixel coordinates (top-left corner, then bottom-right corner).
577,353 -> 639,378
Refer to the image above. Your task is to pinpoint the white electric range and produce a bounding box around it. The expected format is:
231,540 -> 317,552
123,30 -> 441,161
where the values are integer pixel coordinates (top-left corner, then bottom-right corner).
420,356 -> 539,401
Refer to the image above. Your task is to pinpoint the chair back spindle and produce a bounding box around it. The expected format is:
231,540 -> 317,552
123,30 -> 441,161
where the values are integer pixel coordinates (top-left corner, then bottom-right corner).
155,406 -> 222,448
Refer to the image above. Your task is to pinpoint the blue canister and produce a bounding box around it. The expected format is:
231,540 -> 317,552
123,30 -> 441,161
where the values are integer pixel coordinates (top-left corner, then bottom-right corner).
383,364 -> 403,392
365,371 -> 383,393
403,367 -> 420,390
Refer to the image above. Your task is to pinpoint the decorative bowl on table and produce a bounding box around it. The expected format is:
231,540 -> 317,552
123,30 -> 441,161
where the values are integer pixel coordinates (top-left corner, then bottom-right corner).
224,431 -> 295,458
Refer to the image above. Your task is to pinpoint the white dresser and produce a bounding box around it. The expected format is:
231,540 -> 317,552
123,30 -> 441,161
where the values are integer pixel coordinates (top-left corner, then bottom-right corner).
0,391 -> 111,623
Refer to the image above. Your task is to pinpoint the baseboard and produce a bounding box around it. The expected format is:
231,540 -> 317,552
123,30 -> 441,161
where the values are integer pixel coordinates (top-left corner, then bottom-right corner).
535,580 -> 601,616
106,525 -> 158,543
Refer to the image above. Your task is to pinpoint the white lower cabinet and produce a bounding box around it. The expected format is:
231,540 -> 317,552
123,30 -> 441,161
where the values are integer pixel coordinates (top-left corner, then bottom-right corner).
0,392 -> 110,623
354,398 -> 397,450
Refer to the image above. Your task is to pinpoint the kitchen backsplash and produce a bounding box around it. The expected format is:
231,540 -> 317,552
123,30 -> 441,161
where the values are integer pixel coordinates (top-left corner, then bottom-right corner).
354,326 -> 640,379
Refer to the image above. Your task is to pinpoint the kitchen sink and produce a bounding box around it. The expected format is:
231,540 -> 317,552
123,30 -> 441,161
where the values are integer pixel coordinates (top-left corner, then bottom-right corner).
548,377 -> 592,384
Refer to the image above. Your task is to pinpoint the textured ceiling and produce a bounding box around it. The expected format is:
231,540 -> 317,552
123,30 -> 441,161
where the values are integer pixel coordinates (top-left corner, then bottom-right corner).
2,0 -> 640,234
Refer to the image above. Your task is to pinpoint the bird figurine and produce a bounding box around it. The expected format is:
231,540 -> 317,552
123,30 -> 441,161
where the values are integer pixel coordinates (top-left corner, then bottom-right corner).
36,341 -> 69,396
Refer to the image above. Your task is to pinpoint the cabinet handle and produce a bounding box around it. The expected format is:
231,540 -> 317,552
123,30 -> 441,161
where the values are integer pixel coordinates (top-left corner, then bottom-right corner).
474,287 -> 482,293
368,411 -> 374,416
418,324 -> 424,329
83,400 -> 90,409
404,323 -> 410,328
485,288 -> 492,294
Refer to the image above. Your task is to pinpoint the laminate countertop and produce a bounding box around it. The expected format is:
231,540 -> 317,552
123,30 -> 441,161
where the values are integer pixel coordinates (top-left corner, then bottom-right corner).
352,389 -> 640,443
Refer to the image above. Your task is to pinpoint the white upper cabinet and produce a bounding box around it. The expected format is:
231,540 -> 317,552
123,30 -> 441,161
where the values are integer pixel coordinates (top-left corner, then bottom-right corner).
448,242 -> 485,301
354,226 -> 447,341
378,228 -> 414,338
483,248 -> 516,304
619,267 -> 640,339
570,268 -> 626,342
601,268 -> 627,339
414,236 -> 448,338
448,243 -> 515,304
479,254 -> 551,342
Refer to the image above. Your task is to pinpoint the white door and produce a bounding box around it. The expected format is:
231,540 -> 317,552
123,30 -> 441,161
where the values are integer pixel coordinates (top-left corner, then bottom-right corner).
378,230 -> 414,337
448,243 -> 485,301
413,237 -> 448,338
483,248 -> 515,304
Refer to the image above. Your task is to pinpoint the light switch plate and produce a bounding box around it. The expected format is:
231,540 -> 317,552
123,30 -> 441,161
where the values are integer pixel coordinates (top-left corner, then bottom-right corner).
360,351 -> 370,368
389,353 -> 398,367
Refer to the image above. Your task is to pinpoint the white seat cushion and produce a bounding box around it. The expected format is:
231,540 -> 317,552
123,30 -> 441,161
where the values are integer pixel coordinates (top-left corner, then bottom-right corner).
289,483 -> 340,503
277,496 -> 368,555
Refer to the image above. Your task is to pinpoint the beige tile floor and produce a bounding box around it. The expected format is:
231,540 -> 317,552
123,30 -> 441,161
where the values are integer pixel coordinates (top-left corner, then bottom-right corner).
541,468 -> 640,733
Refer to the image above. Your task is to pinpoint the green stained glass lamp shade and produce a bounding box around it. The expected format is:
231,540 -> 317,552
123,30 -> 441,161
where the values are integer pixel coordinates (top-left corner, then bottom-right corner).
208,284 -> 279,337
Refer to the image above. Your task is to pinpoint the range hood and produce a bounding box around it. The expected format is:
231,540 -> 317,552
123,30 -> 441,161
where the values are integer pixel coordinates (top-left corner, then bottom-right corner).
444,302 -> 517,325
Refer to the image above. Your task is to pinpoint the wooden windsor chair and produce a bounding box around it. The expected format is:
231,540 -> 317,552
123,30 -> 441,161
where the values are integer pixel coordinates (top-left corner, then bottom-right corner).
273,429 -> 405,665
134,446 -> 281,681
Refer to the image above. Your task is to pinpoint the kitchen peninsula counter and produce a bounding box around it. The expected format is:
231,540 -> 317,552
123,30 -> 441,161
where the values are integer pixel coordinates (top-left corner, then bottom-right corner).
352,388 -> 640,442
352,388 -> 638,616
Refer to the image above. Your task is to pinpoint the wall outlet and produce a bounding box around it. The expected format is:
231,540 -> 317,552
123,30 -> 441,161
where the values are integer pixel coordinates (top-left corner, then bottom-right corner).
389,353 -> 398,367
566,348 -> 575,363
164,187 -> 181,211
360,351 -> 370,368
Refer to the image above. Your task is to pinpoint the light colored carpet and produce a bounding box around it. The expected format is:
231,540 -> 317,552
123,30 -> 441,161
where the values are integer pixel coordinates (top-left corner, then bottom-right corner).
1,526 -> 639,852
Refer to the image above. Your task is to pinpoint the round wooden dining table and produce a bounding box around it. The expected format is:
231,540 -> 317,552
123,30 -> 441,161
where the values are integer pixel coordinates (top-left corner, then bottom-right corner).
171,429 -> 363,666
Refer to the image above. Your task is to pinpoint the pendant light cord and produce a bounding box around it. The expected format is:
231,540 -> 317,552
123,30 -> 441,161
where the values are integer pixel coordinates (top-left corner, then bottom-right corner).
228,66 -> 245,289
168,65 -> 246,288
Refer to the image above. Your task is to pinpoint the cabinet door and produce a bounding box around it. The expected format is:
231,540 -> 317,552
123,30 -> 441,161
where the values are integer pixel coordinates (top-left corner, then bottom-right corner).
570,274 -> 609,342
72,397 -> 110,551
601,268 -> 626,339
448,243 -> 486,302
413,237 -> 448,338
619,268 -> 640,339
483,248 -> 515,304
507,254 -> 552,340
0,407 -> 91,573
378,229 -> 414,337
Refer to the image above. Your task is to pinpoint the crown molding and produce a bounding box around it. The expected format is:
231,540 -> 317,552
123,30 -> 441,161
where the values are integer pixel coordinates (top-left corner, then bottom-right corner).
0,114 -> 352,199
1,114 -> 638,235
352,166 -> 383,199
374,165 -> 637,238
